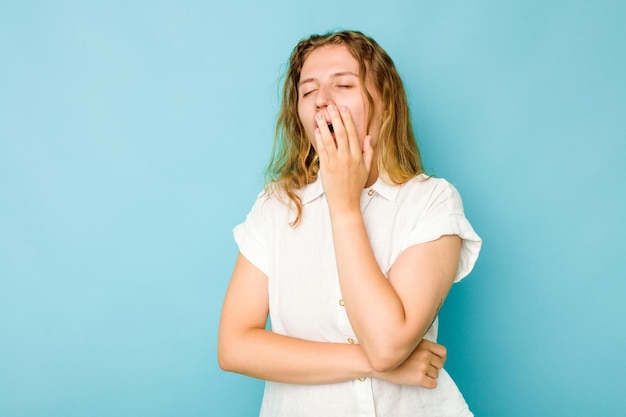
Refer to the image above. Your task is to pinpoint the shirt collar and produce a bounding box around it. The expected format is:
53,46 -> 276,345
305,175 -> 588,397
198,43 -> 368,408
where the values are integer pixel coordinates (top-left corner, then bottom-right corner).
299,174 -> 400,205
299,176 -> 324,204
369,176 -> 400,202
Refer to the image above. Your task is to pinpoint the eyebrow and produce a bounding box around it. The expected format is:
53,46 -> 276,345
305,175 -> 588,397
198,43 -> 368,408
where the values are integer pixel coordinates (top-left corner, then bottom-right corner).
298,71 -> 359,87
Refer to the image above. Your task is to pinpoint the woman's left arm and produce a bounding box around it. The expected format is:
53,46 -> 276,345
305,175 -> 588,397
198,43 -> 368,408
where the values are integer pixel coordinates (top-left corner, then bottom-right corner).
331,212 -> 461,373
317,105 -> 462,373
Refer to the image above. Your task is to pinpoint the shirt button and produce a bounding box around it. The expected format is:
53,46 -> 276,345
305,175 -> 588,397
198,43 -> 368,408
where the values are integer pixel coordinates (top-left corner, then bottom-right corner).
367,189 -> 374,196
347,338 -> 355,344
339,299 -> 344,306
358,377 -> 366,381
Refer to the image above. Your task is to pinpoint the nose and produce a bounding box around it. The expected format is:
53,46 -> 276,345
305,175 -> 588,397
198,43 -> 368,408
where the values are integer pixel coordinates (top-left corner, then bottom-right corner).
314,85 -> 333,110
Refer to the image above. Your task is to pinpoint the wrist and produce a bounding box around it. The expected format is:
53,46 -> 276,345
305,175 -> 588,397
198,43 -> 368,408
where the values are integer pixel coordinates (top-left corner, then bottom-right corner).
328,204 -> 362,223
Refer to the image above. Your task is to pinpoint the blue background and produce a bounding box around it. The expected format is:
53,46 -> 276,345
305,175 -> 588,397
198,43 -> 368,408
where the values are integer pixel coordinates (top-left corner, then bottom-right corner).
1,1 -> 625,416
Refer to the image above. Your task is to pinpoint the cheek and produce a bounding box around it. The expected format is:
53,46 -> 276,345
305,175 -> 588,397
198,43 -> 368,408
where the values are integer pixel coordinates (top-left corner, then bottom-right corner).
298,103 -> 313,124
297,105 -> 305,127
297,115 -> 316,145
350,109 -> 369,137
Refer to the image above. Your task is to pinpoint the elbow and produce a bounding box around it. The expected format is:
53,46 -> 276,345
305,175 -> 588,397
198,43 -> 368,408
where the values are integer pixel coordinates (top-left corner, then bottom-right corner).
366,347 -> 408,373
218,326 -> 263,374
217,346 -> 230,372
218,348 -> 241,374
217,349 -> 231,372
217,337 -> 239,373
369,362 -> 393,374
369,358 -> 402,374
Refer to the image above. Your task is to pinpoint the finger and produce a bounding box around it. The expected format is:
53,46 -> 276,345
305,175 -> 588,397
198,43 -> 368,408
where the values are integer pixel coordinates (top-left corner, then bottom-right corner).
430,354 -> 445,370
314,127 -> 328,162
426,341 -> 447,361
315,112 -> 336,155
421,372 -> 438,389
339,105 -> 361,156
327,105 -> 349,154
362,135 -> 374,173
426,364 -> 440,380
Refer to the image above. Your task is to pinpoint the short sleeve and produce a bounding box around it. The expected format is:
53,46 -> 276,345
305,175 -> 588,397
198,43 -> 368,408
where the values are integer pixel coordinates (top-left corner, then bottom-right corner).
402,181 -> 482,282
233,193 -> 270,276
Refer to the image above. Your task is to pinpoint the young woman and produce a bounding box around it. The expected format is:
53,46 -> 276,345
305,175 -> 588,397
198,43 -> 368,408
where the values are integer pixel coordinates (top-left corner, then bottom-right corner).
218,30 -> 482,417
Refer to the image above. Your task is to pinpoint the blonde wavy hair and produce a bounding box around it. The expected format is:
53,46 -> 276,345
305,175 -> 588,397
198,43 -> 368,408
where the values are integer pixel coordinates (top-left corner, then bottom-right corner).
266,30 -> 425,225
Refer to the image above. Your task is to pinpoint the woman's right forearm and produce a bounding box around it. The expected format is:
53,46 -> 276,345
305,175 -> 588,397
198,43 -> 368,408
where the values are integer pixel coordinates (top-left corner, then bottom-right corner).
219,253 -> 372,384
218,327 -> 372,384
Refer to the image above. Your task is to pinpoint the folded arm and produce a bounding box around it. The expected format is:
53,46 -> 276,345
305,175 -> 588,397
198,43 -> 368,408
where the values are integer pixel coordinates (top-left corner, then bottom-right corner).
330,209 -> 461,372
217,252 -> 446,387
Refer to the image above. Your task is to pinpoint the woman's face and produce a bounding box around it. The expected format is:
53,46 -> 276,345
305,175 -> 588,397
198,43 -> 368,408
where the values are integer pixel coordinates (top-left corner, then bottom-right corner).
297,44 -> 382,152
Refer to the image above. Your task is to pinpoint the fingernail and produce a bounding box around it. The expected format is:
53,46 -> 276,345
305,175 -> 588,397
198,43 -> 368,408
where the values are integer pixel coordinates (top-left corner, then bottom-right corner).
340,106 -> 348,113
328,105 -> 336,112
316,112 -> 324,120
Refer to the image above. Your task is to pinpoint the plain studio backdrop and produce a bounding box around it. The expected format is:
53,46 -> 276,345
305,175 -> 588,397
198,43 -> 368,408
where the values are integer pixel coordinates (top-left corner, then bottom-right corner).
1,1 -> 624,416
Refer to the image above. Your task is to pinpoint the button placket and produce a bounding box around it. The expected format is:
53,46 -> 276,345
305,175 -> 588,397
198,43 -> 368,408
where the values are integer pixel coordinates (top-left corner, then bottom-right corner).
335,286 -> 353,339
353,372 -> 375,416
361,188 -> 375,213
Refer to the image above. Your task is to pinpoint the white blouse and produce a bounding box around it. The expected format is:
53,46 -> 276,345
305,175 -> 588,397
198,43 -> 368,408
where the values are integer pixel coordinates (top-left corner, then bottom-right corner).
234,174 -> 482,417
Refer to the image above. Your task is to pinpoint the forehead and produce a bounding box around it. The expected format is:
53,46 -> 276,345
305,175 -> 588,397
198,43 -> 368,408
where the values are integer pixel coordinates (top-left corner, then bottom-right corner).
300,44 -> 360,78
